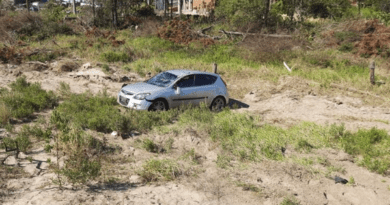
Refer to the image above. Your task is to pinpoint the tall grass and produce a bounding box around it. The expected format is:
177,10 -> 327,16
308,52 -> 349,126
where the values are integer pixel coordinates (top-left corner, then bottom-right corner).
172,106 -> 390,174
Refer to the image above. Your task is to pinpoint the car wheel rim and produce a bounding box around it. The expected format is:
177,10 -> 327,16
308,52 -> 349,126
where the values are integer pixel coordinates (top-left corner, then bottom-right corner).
212,98 -> 224,111
153,101 -> 165,111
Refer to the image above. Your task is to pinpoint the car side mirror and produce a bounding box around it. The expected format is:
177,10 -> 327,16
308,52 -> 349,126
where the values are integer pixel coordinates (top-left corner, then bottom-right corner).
175,86 -> 181,95
121,84 -> 128,88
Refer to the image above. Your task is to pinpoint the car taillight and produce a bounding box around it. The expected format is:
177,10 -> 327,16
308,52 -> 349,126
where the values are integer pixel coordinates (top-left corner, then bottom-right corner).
221,77 -> 227,88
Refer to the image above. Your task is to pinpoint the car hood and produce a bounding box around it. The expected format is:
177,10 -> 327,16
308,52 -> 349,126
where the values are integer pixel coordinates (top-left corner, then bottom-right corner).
122,82 -> 165,94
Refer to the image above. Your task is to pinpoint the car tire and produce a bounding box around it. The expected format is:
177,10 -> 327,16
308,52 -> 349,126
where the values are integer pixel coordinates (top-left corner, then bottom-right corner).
210,96 -> 225,112
149,100 -> 167,111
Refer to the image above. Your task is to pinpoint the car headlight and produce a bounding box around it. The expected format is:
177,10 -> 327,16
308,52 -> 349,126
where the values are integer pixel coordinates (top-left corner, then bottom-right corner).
134,93 -> 151,100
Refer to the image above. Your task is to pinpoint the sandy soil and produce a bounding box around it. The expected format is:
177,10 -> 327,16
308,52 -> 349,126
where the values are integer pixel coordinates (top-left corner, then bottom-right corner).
1,62 -> 390,205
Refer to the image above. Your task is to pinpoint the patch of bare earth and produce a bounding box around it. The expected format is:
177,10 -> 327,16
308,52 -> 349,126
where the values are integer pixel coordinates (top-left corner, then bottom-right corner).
1,61 -> 390,204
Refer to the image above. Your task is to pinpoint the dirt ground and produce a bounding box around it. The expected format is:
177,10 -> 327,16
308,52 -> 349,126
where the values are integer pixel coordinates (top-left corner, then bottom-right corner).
1,61 -> 390,205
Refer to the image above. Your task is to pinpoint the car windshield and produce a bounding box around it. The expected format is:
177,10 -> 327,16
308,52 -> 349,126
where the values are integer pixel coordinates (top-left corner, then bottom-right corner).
146,72 -> 178,87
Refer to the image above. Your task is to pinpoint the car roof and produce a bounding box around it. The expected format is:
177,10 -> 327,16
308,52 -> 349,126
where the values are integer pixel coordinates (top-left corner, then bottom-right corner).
165,69 -> 217,77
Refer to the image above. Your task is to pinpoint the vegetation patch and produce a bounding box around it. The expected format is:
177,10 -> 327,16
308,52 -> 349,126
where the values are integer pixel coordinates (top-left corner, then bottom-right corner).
0,76 -> 58,120
138,159 -> 181,182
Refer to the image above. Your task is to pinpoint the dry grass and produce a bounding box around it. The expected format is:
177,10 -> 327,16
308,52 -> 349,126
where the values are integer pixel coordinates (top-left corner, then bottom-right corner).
0,102 -> 11,126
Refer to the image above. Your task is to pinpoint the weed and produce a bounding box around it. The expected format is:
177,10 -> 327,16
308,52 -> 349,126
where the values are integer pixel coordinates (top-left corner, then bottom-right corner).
382,179 -> 386,183
27,157 -> 33,163
47,158 -> 51,163
348,176 -> 355,185
325,165 -> 346,177
296,139 -> 314,152
180,148 -> 200,164
44,144 -> 53,153
102,64 -> 110,73
237,182 -> 260,192
280,196 -> 300,205
142,139 -> 159,153
57,82 -> 71,100
216,154 -> 231,169
138,159 -> 181,182
164,137 -> 174,152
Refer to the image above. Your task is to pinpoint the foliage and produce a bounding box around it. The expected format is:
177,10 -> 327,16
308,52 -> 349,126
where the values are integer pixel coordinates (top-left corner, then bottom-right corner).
50,90 -> 181,134
138,159 -> 181,182
142,139 -> 159,153
59,138 -> 102,185
0,76 -> 58,119
100,51 -> 132,63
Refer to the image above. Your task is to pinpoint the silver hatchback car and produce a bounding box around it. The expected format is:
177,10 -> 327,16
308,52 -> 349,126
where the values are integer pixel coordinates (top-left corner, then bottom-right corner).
117,69 -> 229,111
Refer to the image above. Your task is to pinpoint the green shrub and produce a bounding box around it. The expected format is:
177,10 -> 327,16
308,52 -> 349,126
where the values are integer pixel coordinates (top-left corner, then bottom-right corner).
1,135 -> 31,153
25,51 -> 64,63
142,139 -> 159,153
280,196 -> 300,205
102,64 -> 110,73
138,159 -> 181,182
338,43 -> 354,52
51,91 -> 181,134
60,149 -> 101,185
18,124 -> 51,141
100,51 -> 132,63
0,76 -> 58,119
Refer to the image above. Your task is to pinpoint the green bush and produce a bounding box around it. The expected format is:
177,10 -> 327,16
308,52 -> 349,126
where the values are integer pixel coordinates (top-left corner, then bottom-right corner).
142,139 -> 159,153
138,159 -> 181,182
100,51 -> 132,63
0,76 -> 58,119
338,43 -> 354,52
51,91 -> 181,134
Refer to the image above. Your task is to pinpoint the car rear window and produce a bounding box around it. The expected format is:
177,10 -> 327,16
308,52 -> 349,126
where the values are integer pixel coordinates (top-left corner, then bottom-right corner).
195,74 -> 217,86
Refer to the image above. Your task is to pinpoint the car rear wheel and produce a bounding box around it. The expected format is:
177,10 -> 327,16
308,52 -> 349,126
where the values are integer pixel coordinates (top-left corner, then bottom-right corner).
149,100 -> 167,111
210,97 -> 225,112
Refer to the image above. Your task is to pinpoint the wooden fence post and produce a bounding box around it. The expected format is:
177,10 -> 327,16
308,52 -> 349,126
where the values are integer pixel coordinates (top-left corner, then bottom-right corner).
213,63 -> 217,74
370,60 -> 375,85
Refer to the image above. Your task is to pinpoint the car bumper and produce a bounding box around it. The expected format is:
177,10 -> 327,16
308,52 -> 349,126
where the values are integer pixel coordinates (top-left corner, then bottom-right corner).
117,93 -> 152,110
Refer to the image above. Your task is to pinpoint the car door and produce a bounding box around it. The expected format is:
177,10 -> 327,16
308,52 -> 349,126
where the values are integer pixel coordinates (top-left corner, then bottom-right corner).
171,75 -> 202,108
194,74 -> 218,106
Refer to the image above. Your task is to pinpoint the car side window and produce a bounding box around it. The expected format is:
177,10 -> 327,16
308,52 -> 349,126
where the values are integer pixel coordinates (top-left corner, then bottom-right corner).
176,75 -> 195,88
195,74 -> 217,86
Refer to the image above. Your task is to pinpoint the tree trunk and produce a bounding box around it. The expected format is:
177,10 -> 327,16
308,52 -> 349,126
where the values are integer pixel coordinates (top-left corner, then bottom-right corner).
26,0 -> 29,13
179,0 -> 182,17
264,0 -> 270,26
72,0 -> 76,14
112,0 -> 118,29
93,0 -> 95,21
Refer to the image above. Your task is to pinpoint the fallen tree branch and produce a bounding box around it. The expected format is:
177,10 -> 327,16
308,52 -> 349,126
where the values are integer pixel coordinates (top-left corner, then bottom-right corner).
219,29 -> 292,38
200,26 -> 213,34
196,26 -> 222,40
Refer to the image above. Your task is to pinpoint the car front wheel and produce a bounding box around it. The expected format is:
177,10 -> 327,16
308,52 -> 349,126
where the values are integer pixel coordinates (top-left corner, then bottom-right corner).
149,100 -> 167,111
210,97 -> 225,112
